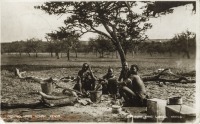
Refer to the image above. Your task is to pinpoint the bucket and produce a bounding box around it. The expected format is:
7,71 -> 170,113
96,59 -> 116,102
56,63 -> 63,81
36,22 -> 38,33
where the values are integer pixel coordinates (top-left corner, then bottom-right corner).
167,97 -> 182,105
90,91 -> 102,103
41,82 -> 53,95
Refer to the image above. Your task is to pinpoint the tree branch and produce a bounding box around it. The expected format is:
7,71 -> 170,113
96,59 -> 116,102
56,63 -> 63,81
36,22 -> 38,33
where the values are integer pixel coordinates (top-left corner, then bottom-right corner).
89,25 -> 113,41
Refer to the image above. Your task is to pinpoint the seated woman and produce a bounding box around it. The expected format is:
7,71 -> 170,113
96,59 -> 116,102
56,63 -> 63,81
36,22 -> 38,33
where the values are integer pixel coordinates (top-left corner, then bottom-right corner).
73,63 -> 96,96
101,68 -> 118,98
118,62 -> 130,82
119,64 -> 148,107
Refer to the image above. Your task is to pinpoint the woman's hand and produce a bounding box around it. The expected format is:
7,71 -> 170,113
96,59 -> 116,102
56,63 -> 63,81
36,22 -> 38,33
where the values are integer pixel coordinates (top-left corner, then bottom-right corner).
88,65 -> 92,72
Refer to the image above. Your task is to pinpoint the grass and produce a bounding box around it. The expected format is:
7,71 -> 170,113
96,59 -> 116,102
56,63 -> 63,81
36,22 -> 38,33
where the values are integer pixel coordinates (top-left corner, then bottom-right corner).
1,53 -> 195,75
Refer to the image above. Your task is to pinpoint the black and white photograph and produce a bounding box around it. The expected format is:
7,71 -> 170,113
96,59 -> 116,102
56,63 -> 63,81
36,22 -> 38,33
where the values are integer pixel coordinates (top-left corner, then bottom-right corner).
1,0 -> 199,123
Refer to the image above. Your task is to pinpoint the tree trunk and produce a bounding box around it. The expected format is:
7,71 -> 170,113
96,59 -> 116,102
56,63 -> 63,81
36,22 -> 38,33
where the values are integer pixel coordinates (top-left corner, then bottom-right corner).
35,52 -> 38,58
19,52 -> 22,57
185,51 -> 190,59
116,51 -> 118,59
50,52 -> 53,57
131,50 -> 134,57
75,49 -> 78,58
27,53 -> 31,57
96,50 -> 98,57
98,50 -> 101,58
93,48 -> 95,55
124,49 -> 127,56
115,41 -> 126,66
134,47 -> 138,55
84,51 -> 87,57
169,50 -> 172,57
141,69 -> 195,84
149,52 -> 152,57
112,51 -> 114,58
56,52 -> 59,59
67,49 -> 70,60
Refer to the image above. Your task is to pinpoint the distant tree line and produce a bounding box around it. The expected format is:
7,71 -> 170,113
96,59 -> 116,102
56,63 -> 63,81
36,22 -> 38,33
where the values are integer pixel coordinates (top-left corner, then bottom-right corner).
1,38 -> 86,59
1,30 -> 196,59
138,30 -> 196,59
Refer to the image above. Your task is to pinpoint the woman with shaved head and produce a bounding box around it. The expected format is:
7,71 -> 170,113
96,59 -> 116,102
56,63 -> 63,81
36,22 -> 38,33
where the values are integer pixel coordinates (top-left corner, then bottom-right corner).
119,64 -> 148,107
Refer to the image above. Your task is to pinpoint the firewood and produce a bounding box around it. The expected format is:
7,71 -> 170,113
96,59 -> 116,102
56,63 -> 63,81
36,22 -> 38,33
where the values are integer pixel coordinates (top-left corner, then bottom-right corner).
38,91 -> 72,100
42,97 -> 77,107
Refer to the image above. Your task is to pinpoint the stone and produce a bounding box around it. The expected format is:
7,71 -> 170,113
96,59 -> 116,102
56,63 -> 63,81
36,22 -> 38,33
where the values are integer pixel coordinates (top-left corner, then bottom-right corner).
165,105 -> 196,123
147,98 -> 167,122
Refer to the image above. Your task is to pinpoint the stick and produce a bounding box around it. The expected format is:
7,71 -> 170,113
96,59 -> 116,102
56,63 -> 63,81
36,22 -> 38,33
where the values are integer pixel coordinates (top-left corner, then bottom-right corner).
54,83 -> 83,95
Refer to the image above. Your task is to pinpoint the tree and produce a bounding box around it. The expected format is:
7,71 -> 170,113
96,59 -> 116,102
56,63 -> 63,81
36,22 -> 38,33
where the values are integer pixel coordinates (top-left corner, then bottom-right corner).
77,41 -> 91,56
45,36 -> 54,57
89,35 -> 115,58
1,43 -> 13,55
24,43 -> 32,57
12,41 -> 25,57
46,33 -> 62,59
37,1 -> 152,65
171,30 -> 196,59
37,1 -> 196,65
72,40 -> 81,58
46,27 -> 80,60
25,38 -> 42,57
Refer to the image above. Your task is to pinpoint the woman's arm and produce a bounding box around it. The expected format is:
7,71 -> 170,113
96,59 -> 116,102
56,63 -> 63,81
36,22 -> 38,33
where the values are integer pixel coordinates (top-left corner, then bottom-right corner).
88,66 -> 97,80
118,70 -> 123,81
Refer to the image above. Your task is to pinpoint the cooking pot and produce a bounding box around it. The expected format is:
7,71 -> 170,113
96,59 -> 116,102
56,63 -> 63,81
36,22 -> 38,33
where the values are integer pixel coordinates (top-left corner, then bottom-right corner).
167,96 -> 182,105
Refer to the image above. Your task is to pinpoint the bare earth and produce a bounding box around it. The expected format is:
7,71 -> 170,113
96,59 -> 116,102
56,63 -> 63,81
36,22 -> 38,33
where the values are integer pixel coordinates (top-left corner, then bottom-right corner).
0,68 -> 196,122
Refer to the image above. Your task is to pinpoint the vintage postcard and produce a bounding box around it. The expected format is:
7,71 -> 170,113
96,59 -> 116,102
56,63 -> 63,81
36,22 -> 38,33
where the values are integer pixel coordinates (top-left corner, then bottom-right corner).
1,0 -> 199,123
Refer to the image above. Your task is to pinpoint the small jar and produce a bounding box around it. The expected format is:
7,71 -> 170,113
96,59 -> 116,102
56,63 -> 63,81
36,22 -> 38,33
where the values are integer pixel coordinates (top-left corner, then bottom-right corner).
112,105 -> 121,114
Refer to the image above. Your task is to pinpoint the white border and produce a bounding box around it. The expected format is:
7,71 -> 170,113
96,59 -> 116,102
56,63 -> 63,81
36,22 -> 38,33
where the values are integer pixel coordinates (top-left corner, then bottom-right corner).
0,0 -> 200,124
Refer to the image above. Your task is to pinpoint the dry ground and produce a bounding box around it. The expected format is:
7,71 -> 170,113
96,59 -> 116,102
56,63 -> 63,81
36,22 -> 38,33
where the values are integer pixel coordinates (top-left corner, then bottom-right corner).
0,54 -> 196,122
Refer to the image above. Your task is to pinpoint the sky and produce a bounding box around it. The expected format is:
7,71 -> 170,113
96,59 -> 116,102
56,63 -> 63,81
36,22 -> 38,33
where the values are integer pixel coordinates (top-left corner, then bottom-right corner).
1,1 -> 197,43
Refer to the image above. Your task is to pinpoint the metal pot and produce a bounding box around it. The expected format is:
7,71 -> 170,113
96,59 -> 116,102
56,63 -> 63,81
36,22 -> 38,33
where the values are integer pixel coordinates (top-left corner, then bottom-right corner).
167,96 -> 182,105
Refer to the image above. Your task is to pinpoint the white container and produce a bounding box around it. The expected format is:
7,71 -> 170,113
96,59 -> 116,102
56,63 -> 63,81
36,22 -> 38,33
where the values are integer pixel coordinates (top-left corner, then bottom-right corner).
112,105 -> 121,114
126,114 -> 133,123
147,98 -> 167,122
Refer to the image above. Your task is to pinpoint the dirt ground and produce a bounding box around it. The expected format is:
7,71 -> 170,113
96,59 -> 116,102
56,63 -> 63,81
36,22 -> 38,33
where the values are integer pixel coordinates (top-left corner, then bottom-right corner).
0,68 -> 196,122
1,95 -> 147,122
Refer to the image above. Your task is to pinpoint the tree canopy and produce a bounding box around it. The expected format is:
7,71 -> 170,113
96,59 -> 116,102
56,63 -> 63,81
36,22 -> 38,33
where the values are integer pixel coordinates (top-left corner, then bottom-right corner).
36,1 -> 196,65
146,1 -> 196,16
171,30 -> 196,59
36,1 -> 152,65
46,27 -> 80,59
88,35 -> 115,58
